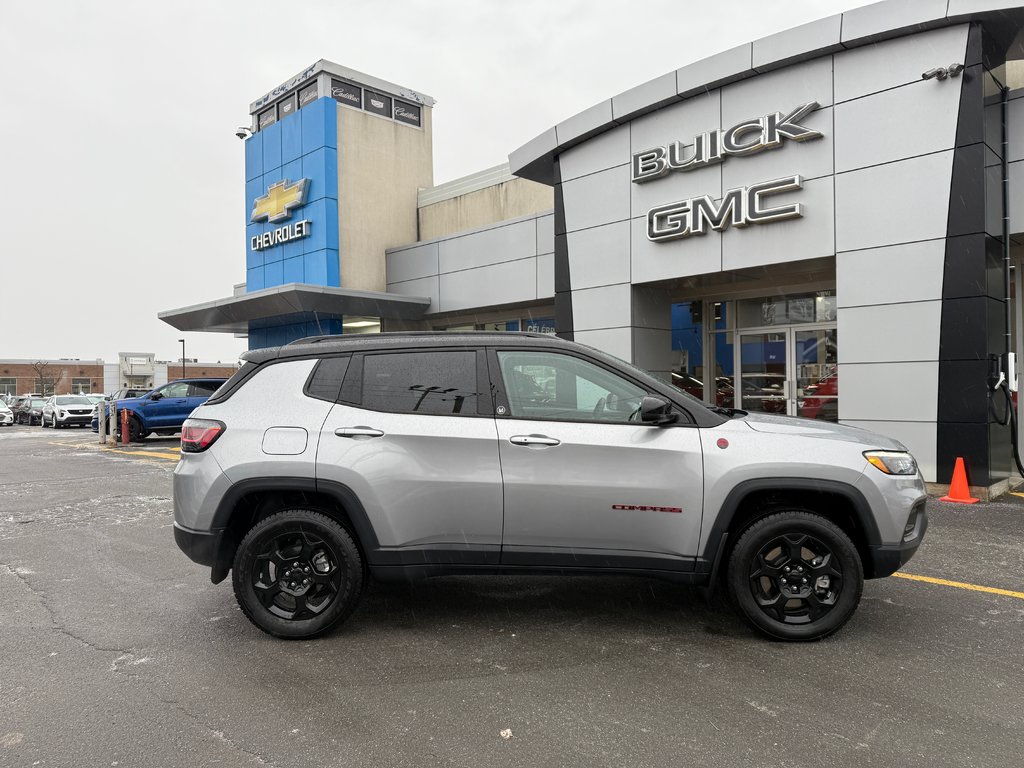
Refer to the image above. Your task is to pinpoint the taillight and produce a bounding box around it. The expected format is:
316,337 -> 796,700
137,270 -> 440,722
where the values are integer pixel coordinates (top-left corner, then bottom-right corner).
181,418 -> 225,453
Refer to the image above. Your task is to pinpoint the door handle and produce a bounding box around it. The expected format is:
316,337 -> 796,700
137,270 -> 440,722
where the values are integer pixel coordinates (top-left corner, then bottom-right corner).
509,434 -> 560,447
335,426 -> 385,438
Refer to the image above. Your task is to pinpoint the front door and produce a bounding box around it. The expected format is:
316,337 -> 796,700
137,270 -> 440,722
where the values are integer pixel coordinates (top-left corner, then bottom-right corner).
491,348 -> 704,570
140,381 -> 190,428
735,327 -> 838,420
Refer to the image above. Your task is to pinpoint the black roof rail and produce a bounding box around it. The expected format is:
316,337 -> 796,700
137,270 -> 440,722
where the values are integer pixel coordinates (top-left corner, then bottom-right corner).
285,330 -> 555,346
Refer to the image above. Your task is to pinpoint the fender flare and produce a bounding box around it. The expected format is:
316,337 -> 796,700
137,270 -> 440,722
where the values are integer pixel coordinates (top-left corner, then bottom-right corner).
209,476 -> 381,557
701,477 -> 880,574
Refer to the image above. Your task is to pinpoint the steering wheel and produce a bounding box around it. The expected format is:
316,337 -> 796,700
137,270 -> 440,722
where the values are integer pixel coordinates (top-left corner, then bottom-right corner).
592,397 -> 607,418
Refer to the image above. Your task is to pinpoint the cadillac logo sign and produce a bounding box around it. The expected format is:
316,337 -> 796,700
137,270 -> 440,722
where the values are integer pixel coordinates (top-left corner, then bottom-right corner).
633,102 -> 823,242
250,178 -> 312,252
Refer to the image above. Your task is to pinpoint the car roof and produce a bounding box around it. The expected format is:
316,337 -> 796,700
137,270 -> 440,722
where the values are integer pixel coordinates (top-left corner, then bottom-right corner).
241,331 -> 572,364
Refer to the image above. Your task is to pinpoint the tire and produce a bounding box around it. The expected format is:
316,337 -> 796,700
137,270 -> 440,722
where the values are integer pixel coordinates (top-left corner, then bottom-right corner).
232,509 -> 364,639
127,416 -> 146,442
726,510 -> 864,641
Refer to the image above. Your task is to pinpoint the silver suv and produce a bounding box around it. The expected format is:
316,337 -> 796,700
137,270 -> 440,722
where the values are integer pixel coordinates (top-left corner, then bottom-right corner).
173,333 -> 927,641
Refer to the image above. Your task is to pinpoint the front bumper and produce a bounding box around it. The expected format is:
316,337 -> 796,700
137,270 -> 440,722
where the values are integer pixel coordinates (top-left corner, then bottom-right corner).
0,414 -> 12,425
57,413 -> 93,425
865,505 -> 928,578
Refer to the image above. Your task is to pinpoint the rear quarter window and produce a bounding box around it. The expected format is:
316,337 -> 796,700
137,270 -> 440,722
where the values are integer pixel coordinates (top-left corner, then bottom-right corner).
205,363 -> 256,404
305,356 -> 351,403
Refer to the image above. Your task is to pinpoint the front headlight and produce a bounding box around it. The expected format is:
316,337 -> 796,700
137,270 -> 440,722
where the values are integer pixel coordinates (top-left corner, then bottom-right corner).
59,410 -> 68,417
864,450 -> 917,476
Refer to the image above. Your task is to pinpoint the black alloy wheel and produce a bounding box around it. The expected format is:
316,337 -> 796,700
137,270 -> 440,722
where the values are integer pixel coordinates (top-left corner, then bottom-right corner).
727,511 -> 863,641
127,416 -> 145,442
232,509 -> 364,639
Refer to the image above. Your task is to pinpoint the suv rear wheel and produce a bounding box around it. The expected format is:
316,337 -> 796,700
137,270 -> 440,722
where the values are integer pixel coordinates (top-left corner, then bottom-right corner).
727,510 -> 863,641
232,509 -> 364,639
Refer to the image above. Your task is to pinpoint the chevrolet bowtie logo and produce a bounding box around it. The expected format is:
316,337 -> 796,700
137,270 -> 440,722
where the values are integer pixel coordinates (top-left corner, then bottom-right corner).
250,178 -> 309,223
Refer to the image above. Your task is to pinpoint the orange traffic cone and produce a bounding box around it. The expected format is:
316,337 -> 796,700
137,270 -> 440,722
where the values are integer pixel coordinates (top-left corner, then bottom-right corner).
940,457 -> 979,504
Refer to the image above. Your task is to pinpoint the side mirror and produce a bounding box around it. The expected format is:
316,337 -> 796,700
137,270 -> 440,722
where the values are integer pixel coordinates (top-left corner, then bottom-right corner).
639,396 -> 677,425
150,391 -> 163,401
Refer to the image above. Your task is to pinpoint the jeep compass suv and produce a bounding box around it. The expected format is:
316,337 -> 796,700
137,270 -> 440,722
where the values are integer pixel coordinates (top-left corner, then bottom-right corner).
173,333 -> 927,641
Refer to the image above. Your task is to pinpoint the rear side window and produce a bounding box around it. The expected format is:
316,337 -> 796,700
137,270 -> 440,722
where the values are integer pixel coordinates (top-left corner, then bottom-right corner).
306,356 -> 351,402
189,381 -> 222,397
362,351 -> 478,415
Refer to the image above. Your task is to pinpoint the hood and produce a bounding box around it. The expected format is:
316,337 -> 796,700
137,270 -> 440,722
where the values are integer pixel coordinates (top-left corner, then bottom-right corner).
739,411 -> 906,450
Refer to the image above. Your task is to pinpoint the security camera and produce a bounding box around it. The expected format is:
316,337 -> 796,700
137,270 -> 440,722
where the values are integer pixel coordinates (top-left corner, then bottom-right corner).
235,127 -> 252,140
947,62 -> 965,77
922,67 -> 948,80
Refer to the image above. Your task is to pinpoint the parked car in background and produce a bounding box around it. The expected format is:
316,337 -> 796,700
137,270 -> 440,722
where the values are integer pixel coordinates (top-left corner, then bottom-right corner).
41,395 -> 96,428
739,373 -> 787,413
671,372 -> 737,408
0,400 -> 13,426
92,379 -> 226,440
14,397 -> 46,425
799,371 -> 839,421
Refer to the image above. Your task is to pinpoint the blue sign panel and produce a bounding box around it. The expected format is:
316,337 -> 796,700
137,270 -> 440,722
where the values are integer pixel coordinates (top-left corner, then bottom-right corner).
244,97 -> 339,292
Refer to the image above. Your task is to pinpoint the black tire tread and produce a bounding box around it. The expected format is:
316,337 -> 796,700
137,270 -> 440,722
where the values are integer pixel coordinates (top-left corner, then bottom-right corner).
727,509 -> 864,642
232,508 -> 364,639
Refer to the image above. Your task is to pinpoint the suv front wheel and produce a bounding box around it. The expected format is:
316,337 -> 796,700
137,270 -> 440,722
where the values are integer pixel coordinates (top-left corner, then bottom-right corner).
232,509 -> 364,639
727,511 -> 864,641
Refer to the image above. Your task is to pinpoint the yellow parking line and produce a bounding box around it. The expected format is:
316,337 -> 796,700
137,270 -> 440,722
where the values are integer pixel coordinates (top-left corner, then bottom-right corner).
893,571 -> 1024,600
103,447 -> 180,461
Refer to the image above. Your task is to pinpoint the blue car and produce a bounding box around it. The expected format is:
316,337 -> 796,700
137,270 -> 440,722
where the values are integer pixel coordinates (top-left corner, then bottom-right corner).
92,378 -> 226,441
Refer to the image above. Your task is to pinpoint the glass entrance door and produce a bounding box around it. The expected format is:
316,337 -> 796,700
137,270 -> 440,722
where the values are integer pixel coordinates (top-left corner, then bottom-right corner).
737,332 -> 788,414
735,327 -> 838,420
794,327 -> 838,422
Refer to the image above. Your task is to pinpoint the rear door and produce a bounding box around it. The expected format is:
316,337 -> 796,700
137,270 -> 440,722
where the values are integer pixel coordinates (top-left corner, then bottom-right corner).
316,347 -> 504,566
490,348 -> 704,571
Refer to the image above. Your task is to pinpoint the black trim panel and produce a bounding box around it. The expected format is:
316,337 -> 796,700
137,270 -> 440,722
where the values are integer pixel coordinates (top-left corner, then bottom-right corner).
699,478 -> 882,574
500,545 -> 695,572
370,563 -> 708,585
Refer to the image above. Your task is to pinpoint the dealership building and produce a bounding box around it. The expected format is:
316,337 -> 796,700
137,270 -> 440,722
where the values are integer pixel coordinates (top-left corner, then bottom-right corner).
161,0 -> 1024,494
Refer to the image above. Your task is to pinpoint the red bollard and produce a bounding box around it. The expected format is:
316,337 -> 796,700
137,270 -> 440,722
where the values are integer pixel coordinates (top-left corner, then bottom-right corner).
120,408 -> 130,445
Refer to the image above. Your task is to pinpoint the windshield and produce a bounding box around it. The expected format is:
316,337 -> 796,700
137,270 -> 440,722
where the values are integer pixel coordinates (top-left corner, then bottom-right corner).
31,399 -> 45,407
56,396 -> 92,405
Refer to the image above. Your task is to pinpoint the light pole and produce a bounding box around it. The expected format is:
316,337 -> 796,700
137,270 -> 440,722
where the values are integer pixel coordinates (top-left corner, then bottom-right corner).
178,339 -> 186,380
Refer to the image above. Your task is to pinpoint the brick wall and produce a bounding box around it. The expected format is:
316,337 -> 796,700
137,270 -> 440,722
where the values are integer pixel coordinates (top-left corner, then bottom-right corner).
0,361 -> 105,396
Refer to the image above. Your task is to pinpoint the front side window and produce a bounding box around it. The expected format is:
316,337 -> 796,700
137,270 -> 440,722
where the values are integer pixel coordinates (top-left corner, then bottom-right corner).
159,382 -> 190,399
362,351 -> 478,415
497,351 -> 647,423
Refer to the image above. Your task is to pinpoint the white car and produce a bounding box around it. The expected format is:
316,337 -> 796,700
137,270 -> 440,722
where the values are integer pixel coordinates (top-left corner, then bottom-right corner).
41,395 -> 96,428
0,401 -> 13,426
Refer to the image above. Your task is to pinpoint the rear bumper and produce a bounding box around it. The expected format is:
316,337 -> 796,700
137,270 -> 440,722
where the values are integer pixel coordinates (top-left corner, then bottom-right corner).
865,506 -> 928,579
173,522 -> 222,567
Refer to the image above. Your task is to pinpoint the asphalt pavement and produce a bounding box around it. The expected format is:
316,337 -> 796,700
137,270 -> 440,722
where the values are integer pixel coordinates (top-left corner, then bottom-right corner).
1,424 -> 1023,767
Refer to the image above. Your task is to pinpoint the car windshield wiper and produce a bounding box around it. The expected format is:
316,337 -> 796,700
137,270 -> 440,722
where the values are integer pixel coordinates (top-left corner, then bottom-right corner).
708,405 -> 747,418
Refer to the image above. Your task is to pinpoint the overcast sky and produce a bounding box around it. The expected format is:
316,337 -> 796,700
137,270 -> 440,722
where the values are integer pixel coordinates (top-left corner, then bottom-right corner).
0,0 -> 860,365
